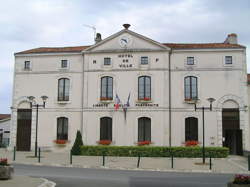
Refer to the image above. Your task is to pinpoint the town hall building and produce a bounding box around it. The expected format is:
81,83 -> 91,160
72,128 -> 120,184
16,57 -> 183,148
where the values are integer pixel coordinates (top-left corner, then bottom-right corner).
10,24 -> 249,155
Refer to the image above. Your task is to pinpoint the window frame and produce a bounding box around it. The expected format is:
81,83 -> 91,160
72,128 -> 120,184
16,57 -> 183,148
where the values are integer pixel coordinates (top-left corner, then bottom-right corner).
24,61 -> 31,70
100,117 -> 112,141
58,78 -> 70,101
184,76 -> 198,100
138,117 -> 151,142
104,57 -> 111,66
141,56 -> 149,65
187,57 -> 194,65
57,117 -> 68,140
138,76 -> 151,100
185,117 -> 198,141
61,60 -> 68,68
100,76 -> 113,100
225,56 -> 233,65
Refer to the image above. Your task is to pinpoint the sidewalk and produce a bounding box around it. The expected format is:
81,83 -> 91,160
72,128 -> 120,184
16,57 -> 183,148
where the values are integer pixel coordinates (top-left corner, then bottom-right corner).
0,175 -> 53,187
1,148 -> 249,174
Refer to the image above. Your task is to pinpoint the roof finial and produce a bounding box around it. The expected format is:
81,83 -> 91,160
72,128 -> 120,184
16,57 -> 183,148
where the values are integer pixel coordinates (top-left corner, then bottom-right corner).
123,24 -> 131,29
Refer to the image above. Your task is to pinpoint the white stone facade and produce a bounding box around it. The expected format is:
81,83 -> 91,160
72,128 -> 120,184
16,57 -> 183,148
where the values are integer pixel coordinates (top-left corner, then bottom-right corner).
10,27 -> 249,154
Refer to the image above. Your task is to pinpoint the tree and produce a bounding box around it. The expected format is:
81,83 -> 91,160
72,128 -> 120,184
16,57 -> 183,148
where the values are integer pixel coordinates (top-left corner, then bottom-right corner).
71,130 -> 83,155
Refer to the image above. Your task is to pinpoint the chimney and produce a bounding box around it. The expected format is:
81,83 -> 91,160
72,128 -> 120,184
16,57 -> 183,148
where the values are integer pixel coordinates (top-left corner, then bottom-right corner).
123,24 -> 131,29
95,33 -> 102,43
224,33 -> 238,44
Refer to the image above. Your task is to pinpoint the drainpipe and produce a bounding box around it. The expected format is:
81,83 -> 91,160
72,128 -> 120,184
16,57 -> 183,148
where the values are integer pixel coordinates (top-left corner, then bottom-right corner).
81,53 -> 84,135
168,49 -> 172,147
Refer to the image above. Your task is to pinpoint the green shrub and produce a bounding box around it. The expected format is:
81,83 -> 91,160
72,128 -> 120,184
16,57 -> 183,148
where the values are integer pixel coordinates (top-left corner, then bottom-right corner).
71,131 -> 84,155
80,146 -> 229,158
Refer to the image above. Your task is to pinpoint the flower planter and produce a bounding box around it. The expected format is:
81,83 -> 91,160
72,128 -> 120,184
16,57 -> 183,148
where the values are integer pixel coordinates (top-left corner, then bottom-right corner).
97,140 -> 112,145
0,165 -> 14,180
228,182 -> 250,187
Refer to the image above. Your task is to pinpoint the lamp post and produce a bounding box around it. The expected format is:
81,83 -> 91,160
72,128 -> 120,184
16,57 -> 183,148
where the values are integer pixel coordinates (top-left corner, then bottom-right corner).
27,95 -> 48,157
194,97 -> 215,164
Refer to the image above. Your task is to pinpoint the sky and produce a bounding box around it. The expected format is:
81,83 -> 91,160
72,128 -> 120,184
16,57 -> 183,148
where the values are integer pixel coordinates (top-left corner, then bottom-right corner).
0,0 -> 250,114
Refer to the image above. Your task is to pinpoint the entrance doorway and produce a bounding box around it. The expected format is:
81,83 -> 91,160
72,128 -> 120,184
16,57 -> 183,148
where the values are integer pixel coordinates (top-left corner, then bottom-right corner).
16,109 -> 32,151
222,109 -> 242,155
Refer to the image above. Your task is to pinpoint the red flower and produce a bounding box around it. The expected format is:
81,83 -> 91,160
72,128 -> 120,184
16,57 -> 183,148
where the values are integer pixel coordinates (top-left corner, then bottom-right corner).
98,140 -> 112,145
185,140 -> 199,147
100,97 -> 112,101
137,141 -> 151,146
233,174 -> 250,184
138,97 -> 151,101
0,158 -> 8,166
54,140 -> 67,144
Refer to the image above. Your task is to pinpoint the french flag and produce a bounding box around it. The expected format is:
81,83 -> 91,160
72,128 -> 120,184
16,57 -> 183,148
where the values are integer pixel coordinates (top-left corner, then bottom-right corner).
115,94 -> 121,110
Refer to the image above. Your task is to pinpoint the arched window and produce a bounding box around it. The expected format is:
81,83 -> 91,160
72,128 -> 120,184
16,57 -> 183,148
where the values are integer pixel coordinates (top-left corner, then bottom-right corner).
185,117 -> 198,141
101,76 -> 113,100
57,117 -> 68,140
100,117 -> 112,140
184,76 -> 197,100
138,76 -> 151,100
138,117 -> 151,142
58,78 -> 70,101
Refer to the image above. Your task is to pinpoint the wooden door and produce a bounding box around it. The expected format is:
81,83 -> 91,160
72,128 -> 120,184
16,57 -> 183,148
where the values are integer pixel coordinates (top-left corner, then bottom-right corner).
224,129 -> 243,155
16,109 -> 32,151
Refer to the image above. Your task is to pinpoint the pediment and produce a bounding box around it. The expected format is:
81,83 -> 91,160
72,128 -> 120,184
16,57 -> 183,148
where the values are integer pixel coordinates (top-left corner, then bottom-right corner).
84,29 -> 170,53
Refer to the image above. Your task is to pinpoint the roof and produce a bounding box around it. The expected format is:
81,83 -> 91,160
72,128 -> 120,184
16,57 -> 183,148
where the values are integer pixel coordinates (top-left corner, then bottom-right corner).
15,46 -> 90,55
15,43 -> 245,55
0,114 -> 11,120
163,43 -> 245,49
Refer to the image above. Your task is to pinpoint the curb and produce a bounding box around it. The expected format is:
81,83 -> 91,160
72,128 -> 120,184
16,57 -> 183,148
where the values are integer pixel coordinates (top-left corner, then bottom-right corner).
12,162 -> 250,175
38,178 -> 56,187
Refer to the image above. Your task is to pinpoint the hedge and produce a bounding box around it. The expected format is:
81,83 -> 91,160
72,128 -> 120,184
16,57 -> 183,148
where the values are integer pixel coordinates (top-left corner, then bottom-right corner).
80,146 -> 229,158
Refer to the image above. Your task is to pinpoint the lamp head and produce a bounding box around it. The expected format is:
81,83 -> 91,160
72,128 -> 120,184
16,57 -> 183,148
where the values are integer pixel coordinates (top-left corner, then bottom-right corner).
207,97 -> 216,104
27,96 -> 35,102
41,95 -> 48,102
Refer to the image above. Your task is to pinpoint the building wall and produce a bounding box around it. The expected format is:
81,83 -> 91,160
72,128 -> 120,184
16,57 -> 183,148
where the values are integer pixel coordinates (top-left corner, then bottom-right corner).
11,54 -> 84,151
10,30 -> 249,152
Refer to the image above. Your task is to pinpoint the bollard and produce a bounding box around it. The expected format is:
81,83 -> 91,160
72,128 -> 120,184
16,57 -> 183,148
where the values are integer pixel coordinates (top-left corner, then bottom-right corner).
13,146 -> 16,161
102,154 -> 105,166
70,150 -> 72,165
171,153 -> 174,169
248,155 -> 250,171
38,148 -> 41,163
137,155 -> 141,168
209,156 -> 212,170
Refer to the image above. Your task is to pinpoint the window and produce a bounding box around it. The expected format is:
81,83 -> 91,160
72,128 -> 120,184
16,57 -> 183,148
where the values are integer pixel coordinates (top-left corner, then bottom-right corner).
104,58 -> 111,66
184,76 -> 197,100
61,60 -> 68,68
225,56 -> 232,64
58,78 -> 70,101
100,117 -> 112,141
101,76 -> 113,100
138,76 -> 151,100
185,117 -> 198,141
141,56 -> 149,65
57,117 -> 68,140
138,117 -> 151,142
24,61 -> 31,70
187,57 -> 194,65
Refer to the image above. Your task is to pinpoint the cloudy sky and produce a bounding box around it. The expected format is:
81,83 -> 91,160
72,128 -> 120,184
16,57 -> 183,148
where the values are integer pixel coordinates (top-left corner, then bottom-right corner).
0,0 -> 249,114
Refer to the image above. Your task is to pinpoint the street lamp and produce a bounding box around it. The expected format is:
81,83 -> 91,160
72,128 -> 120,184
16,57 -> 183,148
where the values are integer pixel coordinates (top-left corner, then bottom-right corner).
27,95 -> 48,157
194,97 -> 215,164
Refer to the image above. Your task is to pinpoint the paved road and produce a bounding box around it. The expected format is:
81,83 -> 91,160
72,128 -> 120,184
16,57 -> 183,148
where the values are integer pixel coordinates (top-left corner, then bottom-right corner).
13,164 -> 233,187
